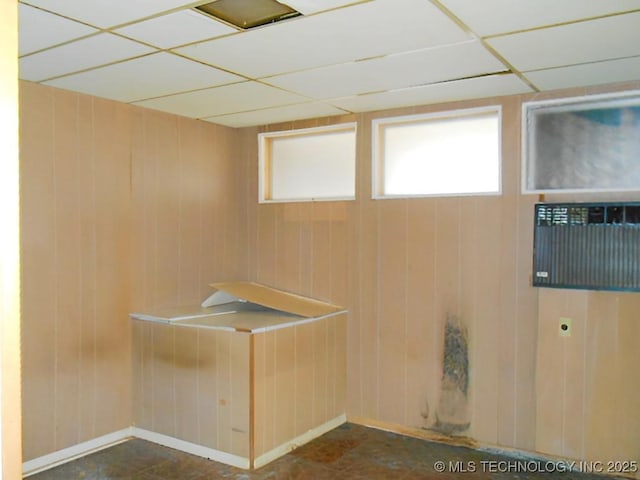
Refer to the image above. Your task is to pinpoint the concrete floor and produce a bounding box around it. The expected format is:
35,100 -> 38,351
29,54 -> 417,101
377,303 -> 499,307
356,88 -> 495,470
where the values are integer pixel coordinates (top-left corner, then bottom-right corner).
26,423 -> 627,479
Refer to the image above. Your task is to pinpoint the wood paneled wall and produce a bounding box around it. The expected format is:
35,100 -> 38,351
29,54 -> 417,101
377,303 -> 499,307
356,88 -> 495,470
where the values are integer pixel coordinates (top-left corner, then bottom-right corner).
20,81 -> 247,462
253,314 -> 347,459
132,322 -> 251,458
537,289 -> 640,473
21,76 -> 640,470
21,82 -> 133,461
241,100 -> 539,451
241,81 -> 640,464
130,108 -> 248,313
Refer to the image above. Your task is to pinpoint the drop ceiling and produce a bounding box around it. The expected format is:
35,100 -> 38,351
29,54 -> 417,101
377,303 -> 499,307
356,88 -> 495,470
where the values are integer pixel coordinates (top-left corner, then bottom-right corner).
18,0 -> 640,128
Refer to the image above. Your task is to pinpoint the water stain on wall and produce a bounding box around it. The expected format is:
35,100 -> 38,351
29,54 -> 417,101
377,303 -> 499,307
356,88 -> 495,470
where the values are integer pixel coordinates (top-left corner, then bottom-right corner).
433,314 -> 470,435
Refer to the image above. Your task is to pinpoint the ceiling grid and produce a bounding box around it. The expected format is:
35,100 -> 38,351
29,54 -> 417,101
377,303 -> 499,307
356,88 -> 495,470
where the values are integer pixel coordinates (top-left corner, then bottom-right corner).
18,0 -> 640,127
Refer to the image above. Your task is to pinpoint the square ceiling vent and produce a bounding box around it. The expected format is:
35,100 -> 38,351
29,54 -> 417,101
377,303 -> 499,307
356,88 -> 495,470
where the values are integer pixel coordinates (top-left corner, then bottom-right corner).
195,0 -> 302,30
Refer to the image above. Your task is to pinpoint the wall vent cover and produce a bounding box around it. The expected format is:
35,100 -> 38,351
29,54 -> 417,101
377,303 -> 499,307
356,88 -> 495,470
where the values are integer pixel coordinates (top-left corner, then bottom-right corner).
533,202 -> 640,291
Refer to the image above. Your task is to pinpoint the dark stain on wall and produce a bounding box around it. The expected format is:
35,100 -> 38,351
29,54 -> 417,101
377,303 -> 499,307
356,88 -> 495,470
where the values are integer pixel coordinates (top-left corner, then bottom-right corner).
433,314 -> 470,435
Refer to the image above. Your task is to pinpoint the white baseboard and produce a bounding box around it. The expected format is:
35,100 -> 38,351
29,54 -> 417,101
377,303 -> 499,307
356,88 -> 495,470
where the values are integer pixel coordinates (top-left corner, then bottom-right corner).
253,413 -> 347,469
23,416 -> 346,476
22,428 -> 133,477
131,428 -> 250,470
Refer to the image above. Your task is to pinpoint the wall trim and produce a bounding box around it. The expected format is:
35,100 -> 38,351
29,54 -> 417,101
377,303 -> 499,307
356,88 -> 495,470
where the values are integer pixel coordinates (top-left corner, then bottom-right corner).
22,428 -> 134,477
24,414 -> 349,477
131,428 -> 250,470
253,413 -> 347,469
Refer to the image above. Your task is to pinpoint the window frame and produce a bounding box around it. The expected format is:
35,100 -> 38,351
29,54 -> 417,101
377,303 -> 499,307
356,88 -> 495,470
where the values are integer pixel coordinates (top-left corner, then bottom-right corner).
521,90 -> 640,194
258,122 -> 357,203
371,106 -> 503,199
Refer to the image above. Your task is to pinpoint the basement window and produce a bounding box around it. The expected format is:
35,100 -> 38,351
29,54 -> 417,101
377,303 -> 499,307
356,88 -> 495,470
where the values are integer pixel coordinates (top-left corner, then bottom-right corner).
259,123 -> 356,203
372,107 -> 501,198
195,0 -> 301,30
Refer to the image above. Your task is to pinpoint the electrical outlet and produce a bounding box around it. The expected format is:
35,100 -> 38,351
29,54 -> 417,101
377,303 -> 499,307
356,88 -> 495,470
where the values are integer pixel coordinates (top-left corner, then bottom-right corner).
559,317 -> 572,337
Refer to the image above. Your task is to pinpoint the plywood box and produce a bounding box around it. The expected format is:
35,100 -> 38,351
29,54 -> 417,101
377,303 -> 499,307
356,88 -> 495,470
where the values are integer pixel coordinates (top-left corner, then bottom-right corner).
131,282 -> 347,468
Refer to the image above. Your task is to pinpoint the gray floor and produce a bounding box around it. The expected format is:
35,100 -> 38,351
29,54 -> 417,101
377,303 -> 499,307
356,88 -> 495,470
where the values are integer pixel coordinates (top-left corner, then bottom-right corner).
27,423 -> 628,479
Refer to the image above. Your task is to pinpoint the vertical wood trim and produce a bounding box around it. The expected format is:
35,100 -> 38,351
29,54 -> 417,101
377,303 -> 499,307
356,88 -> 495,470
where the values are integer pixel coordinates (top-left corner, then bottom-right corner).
249,334 -> 255,468
0,1 -> 22,476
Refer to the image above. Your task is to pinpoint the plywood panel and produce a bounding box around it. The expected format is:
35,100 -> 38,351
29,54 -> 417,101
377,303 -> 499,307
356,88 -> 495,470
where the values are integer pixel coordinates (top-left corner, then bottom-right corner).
20,82 -> 57,461
176,117 -> 205,306
297,204 -> 314,297
536,288 -> 567,455
130,108 -> 154,312
346,197 -> 362,418
252,315 -> 347,458
92,97 -> 132,437
405,200 -> 437,430
583,292 -> 620,462
496,206 -> 519,447
377,200 -> 407,425
615,294 -> 640,470
311,203 -> 333,301
274,327 -> 296,446
53,89 -> 82,450
334,315 -> 348,417
312,318 -> 330,426
230,333 -> 251,458
330,203 -> 350,307
457,197 -> 478,439
255,205 -> 278,287
151,324 -> 176,437
152,114 -> 181,309
197,329 -> 219,449
357,198 -> 379,420
497,96 -> 525,448
514,195 -> 538,451
277,205 -> 301,292
563,292 -> 588,459
214,331 -> 232,452
251,333 -> 265,459
294,324 -> 314,434
212,125 -> 233,281
132,322 -> 151,431
174,327 -> 200,442
473,197 -> 502,445
77,93 -> 99,444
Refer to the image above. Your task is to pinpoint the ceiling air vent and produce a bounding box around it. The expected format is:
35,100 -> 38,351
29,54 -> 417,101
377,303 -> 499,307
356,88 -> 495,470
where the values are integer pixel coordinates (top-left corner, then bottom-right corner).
195,0 -> 302,30
533,202 -> 640,292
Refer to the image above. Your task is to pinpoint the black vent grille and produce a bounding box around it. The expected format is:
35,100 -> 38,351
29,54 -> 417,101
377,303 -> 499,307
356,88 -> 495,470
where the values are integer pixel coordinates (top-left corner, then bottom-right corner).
533,202 -> 640,291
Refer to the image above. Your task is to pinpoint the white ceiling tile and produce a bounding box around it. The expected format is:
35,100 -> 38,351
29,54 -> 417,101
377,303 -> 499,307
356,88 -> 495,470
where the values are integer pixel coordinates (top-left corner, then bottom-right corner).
329,74 -> 533,113
19,33 -> 155,82
524,56 -> 640,91
486,12 -> 640,72
44,53 -> 243,103
204,102 -> 350,128
22,0 -> 197,28
281,0 -> 366,15
265,41 -> 507,99
439,0 -> 640,37
115,10 -> 237,49
19,4 -> 98,56
175,0 -> 470,78
133,82 -> 309,118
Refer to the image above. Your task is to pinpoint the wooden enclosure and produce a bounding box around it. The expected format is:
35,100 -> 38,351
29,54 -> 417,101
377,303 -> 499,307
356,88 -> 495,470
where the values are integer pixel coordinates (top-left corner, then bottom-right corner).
131,284 -> 347,469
